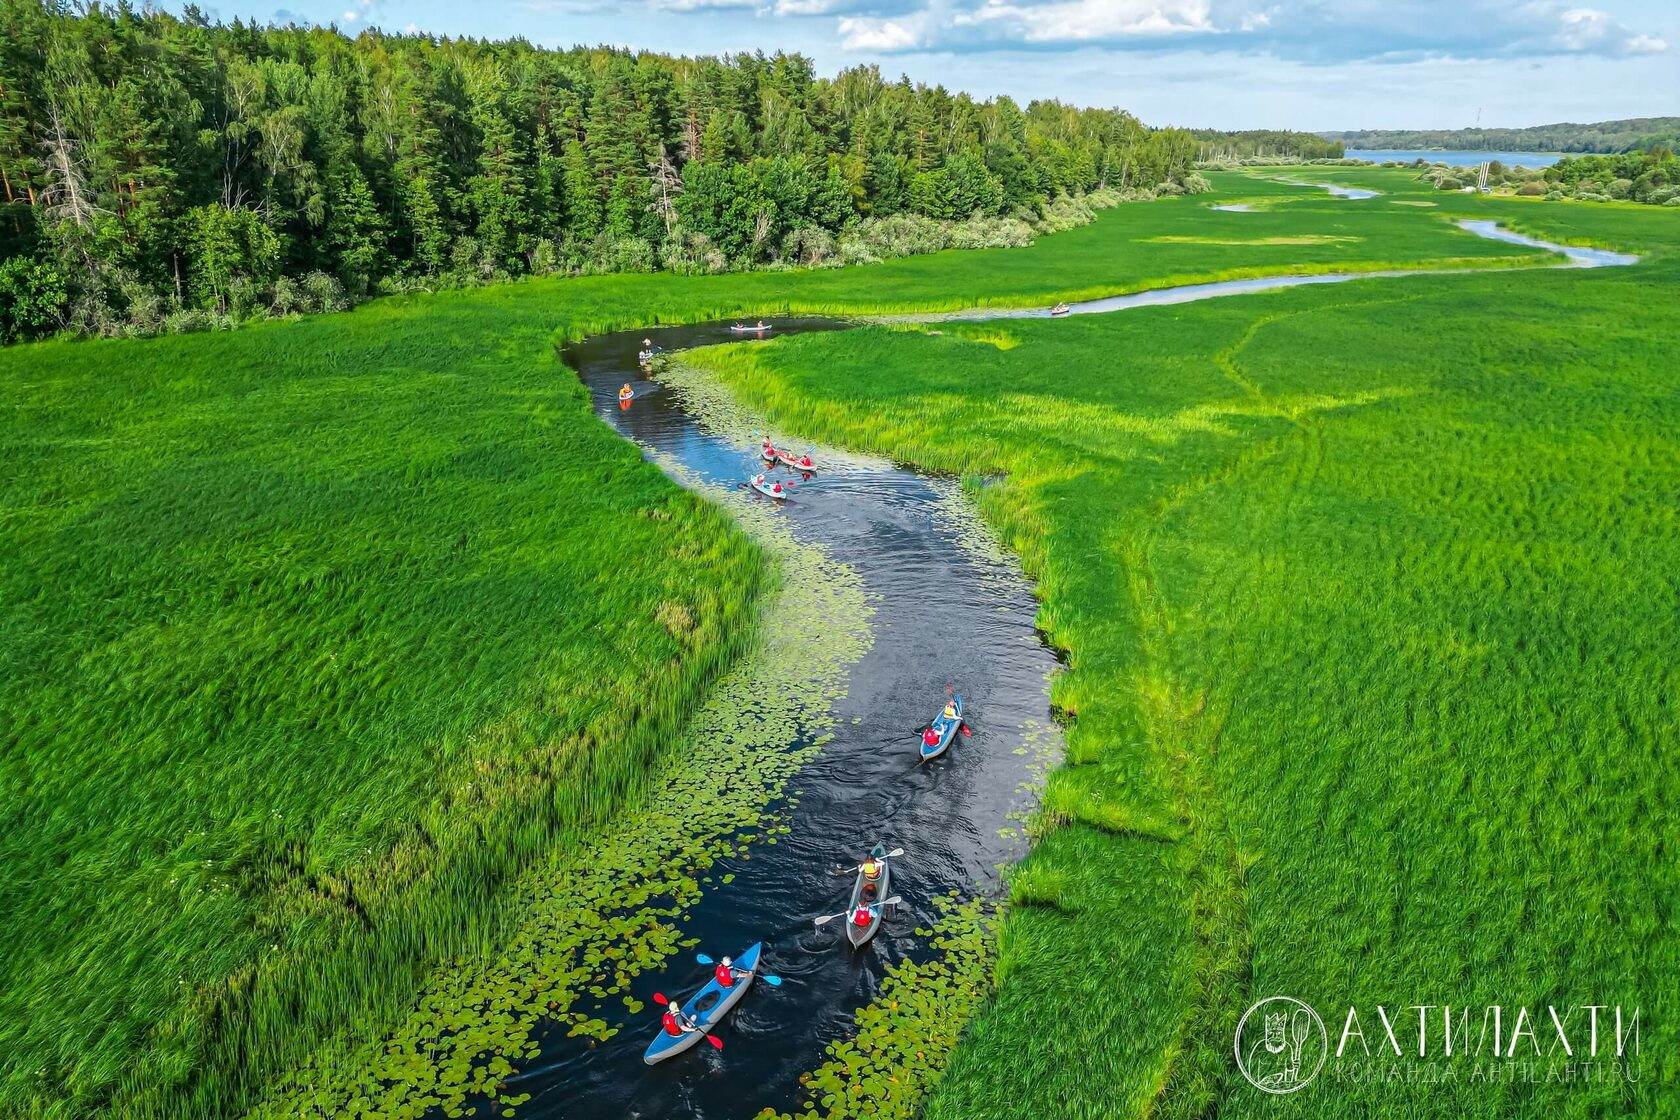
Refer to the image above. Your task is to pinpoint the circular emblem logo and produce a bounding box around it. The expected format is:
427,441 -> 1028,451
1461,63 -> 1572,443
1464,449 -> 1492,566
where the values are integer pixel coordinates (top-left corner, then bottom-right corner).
1234,996 -> 1327,1093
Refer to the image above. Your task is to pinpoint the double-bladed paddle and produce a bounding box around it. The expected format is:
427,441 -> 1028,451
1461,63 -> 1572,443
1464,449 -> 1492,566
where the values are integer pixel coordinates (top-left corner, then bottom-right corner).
694,952 -> 783,985
829,847 -> 905,875
813,895 -> 903,926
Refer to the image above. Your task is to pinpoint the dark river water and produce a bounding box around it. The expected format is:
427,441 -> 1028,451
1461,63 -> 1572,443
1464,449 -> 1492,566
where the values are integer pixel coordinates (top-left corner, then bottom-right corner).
491,322 -> 1062,1119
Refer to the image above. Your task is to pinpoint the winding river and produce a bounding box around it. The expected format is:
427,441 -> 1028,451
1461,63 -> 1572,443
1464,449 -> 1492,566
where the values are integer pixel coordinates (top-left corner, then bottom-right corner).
457,216 -> 1635,1119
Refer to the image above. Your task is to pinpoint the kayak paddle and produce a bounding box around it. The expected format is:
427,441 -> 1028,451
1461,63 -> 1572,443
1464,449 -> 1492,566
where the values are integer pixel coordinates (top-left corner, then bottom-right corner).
651,993 -> 723,1049
813,896 -> 902,926
694,953 -> 783,986
830,847 -> 905,874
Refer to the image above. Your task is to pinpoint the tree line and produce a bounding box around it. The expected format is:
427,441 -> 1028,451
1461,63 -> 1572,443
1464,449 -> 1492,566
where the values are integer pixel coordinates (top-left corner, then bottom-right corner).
0,0 -> 1204,342
1191,128 -> 1343,163
1324,118 -> 1680,155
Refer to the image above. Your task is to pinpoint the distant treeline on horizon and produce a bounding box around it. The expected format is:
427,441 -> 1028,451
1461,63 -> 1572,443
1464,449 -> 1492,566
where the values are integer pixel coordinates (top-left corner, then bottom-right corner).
1322,118 -> 1680,155
0,0 -> 1251,343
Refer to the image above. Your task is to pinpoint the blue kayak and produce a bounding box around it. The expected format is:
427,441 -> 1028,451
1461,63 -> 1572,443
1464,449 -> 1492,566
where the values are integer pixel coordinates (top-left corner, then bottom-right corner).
643,941 -> 763,1065
920,694 -> 963,761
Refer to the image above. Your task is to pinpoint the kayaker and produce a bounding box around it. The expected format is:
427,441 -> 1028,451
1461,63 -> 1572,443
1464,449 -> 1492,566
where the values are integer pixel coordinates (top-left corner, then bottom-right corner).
620,383 -> 633,397
942,700 -> 957,719
772,481 -> 784,495
852,905 -> 873,928
861,856 -> 882,882
662,998 -> 697,1036
922,727 -> 941,749
798,455 -> 813,469
714,955 -> 740,988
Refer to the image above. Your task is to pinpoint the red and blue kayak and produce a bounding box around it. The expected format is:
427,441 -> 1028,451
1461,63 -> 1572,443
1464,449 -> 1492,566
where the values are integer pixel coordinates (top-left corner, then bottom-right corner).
643,941 -> 764,1065
920,694 -> 963,761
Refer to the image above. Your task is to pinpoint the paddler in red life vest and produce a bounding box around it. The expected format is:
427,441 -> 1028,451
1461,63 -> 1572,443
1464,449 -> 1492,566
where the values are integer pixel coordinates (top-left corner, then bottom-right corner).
852,904 -> 874,928
714,955 -> 743,988
662,997 -> 697,1036
772,481 -> 784,495
922,727 -> 941,749
798,455 -> 813,469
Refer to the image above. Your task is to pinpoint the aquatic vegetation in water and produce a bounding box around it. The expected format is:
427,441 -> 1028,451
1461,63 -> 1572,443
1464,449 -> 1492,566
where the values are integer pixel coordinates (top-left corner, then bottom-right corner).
246,480 -> 874,1120
755,894 -> 999,1120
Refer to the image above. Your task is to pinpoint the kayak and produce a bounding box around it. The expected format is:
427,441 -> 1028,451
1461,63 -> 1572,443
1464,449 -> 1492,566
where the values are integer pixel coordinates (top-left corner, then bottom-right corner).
643,941 -> 763,1065
777,451 -> 816,472
920,694 -> 963,761
750,475 -> 788,500
845,843 -> 892,948
731,323 -> 772,333
1050,304 -> 1071,317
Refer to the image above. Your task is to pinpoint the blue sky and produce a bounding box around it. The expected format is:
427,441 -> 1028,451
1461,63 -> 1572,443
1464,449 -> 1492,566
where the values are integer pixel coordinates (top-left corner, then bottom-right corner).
213,0 -> 1676,130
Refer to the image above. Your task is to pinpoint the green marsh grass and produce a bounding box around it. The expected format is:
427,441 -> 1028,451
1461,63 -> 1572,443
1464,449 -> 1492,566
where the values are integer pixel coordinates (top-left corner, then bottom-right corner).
688,175 -> 1679,1117
0,169 -> 1600,1119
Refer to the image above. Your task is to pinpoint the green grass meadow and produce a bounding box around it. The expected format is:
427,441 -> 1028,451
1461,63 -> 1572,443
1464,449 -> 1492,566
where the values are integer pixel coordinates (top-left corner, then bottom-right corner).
689,176 -> 1679,1117
0,168 -> 1665,1119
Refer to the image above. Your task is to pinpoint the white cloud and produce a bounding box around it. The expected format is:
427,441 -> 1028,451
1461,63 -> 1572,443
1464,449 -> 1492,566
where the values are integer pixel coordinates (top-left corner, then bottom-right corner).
957,0 -> 1216,43
825,0 -> 1670,62
840,15 -> 928,49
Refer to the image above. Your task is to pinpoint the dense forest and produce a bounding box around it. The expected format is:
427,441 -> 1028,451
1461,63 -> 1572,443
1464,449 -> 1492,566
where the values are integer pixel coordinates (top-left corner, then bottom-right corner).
1191,128 -> 1343,163
0,0 -> 1203,343
1325,117 -> 1680,154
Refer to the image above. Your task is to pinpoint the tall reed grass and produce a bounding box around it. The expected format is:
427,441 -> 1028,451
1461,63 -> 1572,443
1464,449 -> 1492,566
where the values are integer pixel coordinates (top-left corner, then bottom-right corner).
687,180 -> 1677,1117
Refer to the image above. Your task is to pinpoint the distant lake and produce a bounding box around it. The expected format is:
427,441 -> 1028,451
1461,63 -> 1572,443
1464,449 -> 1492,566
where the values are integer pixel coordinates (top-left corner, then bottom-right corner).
1345,149 -> 1567,168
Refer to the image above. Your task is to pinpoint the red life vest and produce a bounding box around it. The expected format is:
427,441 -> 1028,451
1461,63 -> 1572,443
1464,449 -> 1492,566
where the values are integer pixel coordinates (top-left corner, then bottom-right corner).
715,964 -> 734,988
662,1011 -> 684,1036
923,728 -> 940,746
853,907 -> 873,927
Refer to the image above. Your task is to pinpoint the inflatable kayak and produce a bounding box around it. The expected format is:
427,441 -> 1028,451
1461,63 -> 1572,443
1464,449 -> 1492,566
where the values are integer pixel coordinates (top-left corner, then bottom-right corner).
845,843 -> 892,948
643,941 -> 763,1065
920,694 -> 963,761
777,451 -> 816,472
750,474 -> 788,500
1050,304 -> 1071,317
731,323 -> 772,333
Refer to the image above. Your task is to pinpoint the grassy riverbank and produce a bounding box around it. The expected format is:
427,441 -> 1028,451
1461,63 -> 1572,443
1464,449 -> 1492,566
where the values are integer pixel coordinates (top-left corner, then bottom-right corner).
688,176 -> 1678,1116
0,170 -> 1593,1120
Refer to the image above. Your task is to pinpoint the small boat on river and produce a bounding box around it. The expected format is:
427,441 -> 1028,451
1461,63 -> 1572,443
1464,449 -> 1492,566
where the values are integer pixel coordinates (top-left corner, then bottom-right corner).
920,694 -> 964,761
750,474 -> 788,500
731,321 -> 773,334
777,450 -> 816,472
1050,303 -> 1071,317
643,941 -> 763,1064
845,843 -> 892,948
